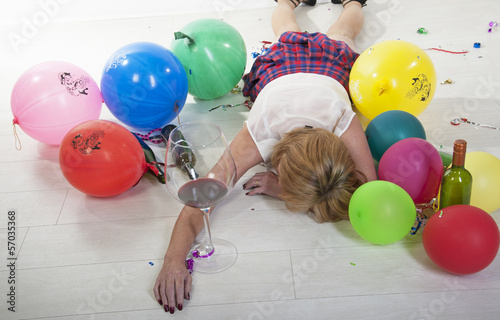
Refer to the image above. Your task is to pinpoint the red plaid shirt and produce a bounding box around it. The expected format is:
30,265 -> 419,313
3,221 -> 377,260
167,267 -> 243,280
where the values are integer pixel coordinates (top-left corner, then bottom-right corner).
243,31 -> 359,102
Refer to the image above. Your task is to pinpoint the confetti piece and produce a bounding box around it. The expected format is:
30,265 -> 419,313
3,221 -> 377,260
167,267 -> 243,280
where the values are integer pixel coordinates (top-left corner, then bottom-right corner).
209,100 -> 253,112
350,262 -> 356,266
231,85 -> 242,94
185,259 -> 194,274
440,79 -> 453,85
192,248 -> 214,259
411,203 -> 433,235
417,27 -> 428,35
149,262 -> 154,266
425,48 -> 468,54
251,41 -> 272,58
473,42 -> 481,48
488,21 -> 498,32
450,118 -> 500,130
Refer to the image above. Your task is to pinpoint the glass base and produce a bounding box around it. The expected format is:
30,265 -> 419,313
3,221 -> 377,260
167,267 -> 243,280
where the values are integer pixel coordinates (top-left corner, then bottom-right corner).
188,238 -> 238,273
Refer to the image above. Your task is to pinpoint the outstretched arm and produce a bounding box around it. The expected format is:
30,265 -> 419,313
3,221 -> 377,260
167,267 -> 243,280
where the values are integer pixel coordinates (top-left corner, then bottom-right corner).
153,124 -> 263,314
340,115 -> 377,181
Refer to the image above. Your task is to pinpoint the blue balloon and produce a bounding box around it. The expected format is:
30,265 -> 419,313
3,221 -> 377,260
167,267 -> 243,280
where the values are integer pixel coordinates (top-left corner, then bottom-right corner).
101,42 -> 188,131
365,110 -> 426,162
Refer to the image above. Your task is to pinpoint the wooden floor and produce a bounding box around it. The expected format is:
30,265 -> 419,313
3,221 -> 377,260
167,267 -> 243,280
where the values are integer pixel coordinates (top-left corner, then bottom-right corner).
1,0 -> 499,319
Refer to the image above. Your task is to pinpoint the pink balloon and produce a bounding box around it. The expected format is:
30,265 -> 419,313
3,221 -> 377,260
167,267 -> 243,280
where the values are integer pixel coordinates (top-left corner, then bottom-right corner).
378,138 -> 443,204
11,61 -> 102,145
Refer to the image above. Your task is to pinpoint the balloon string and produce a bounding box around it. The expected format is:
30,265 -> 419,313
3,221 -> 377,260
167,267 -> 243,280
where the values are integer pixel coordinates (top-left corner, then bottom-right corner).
425,48 -> 469,54
175,100 -> 181,126
145,163 -> 160,176
133,128 -> 164,144
12,119 -> 22,151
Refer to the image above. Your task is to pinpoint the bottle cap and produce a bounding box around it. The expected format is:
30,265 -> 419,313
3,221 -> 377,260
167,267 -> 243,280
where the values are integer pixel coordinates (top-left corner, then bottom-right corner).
453,139 -> 467,166
454,139 -> 467,152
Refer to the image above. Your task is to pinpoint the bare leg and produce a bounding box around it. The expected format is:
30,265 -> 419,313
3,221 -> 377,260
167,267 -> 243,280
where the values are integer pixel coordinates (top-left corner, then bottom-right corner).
326,2 -> 364,52
272,0 -> 302,39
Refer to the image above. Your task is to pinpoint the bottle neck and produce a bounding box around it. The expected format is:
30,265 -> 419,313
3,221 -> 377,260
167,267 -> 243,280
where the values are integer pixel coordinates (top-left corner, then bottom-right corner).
184,164 -> 199,180
451,139 -> 467,167
452,157 -> 465,167
452,150 -> 466,167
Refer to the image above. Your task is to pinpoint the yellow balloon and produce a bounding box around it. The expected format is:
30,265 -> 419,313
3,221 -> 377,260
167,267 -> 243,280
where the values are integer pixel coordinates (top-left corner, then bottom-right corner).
349,40 -> 436,120
466,151 -> 500,213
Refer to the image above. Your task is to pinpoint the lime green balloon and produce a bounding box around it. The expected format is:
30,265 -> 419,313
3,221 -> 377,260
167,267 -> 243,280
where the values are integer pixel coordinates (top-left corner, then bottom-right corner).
170,19 -> 247,100
348,181 -> 416,244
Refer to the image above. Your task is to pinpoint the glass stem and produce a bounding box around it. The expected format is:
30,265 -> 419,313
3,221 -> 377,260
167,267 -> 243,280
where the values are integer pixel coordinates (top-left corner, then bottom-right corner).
201,208 -> 214,254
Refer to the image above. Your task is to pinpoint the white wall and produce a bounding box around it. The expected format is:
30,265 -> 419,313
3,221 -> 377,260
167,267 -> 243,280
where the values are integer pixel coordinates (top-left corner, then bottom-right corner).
0,0 -> 273,24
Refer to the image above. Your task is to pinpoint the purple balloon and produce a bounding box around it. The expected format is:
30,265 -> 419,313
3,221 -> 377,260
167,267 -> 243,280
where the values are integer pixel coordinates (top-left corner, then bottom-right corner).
378,138 -> 443,204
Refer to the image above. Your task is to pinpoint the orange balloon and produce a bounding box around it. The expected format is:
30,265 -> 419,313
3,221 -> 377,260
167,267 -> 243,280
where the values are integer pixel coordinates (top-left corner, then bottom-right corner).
59,120 -> 146,197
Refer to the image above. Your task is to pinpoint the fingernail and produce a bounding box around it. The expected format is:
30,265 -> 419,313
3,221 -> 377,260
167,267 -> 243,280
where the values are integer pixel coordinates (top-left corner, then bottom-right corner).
164,305 -> 168,313
245,192 -> 249,196
187,293 -> 191,300
170,307 -> 175,314
178,304 -> 183,311
243,184 -> 246,189
158,299 -> 162,305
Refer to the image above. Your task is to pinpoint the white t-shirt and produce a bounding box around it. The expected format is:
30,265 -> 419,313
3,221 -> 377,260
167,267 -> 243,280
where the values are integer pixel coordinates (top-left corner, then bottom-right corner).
245,73 -> 356,163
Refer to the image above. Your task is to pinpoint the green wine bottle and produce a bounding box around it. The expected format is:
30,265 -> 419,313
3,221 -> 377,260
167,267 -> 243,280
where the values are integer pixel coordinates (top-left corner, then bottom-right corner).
132,133 -> 166,184
439,139 -> 472,209
170,129 -> 199,180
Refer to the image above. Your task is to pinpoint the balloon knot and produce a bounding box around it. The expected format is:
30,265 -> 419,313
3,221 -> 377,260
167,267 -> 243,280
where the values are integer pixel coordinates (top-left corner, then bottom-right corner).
146,163 -> 160,175
12,119 -> 22,150
174,31 -> 195,45
378,81 -> 388,96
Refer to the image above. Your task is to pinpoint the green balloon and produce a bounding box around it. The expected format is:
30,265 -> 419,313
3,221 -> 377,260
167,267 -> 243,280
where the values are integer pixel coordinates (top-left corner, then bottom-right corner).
170,19 -> 247,100
439,151 -> 453,168
348,181 -> 416,245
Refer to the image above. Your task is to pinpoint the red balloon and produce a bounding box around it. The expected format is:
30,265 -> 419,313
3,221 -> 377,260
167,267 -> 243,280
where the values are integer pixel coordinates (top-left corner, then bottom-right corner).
378,138 -> 443,204
59,120 -> 146,197
422,205 -> 500,275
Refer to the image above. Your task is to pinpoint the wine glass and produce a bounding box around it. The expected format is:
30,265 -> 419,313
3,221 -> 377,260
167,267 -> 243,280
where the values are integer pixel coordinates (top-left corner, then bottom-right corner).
165,121 -> 238,273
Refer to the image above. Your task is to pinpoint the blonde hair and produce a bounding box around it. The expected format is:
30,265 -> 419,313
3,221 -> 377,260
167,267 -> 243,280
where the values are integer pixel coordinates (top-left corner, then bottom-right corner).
271,127 -> 366,223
